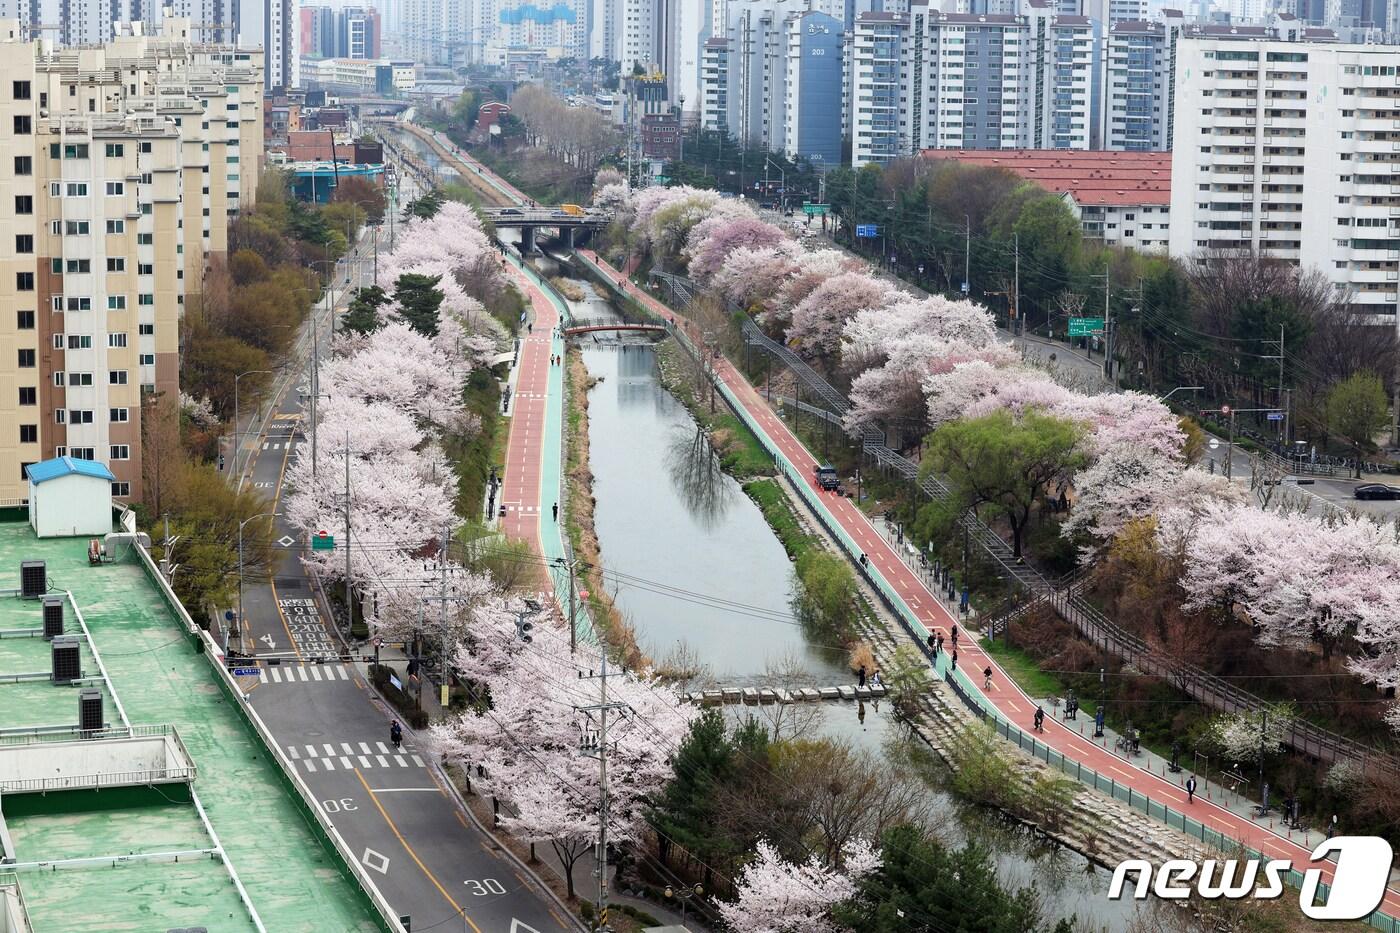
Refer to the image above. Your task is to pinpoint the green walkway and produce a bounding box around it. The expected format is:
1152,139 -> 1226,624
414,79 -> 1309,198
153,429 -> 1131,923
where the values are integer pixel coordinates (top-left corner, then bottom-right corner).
0,524 -> 382,932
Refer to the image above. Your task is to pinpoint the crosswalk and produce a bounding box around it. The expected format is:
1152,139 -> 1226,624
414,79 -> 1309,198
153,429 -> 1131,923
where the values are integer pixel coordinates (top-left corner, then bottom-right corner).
259,663 -> 353,684
261,440 -> 305,451
286,741 -> 425,773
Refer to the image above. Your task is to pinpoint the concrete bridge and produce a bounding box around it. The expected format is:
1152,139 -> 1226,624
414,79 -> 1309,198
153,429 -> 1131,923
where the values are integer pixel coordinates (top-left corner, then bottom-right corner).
683,683 -> 890,705
483,207 -> 612,252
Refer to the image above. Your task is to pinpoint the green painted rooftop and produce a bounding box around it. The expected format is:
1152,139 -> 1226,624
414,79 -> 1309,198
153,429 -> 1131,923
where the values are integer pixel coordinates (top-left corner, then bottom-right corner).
0,521 -> 382,932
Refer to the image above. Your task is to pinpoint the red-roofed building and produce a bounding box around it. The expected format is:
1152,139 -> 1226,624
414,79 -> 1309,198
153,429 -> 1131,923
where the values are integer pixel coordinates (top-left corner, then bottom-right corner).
924,149 -> 1171,253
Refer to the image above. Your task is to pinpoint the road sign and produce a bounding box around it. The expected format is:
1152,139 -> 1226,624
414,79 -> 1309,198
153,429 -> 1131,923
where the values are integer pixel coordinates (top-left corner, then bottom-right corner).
311,531 -> 335,551
1266,411 -> 1284,421
231,667 -> 260,676
1068,317 -> 1105,337
225,609 -> 235,621
855,224 -> 880,238
803,202 -> 830,216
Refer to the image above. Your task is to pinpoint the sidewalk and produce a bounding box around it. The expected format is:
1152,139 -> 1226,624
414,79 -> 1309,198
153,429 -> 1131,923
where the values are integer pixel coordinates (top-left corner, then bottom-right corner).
581,248 -> 1400,923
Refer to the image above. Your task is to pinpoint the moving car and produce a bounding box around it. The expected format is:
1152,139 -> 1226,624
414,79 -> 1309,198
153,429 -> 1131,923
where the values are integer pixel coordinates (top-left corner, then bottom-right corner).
1354,483 -> 1400,500
499,208 -> 522,216
813,463 -> 841,491
560,203 -> 585,216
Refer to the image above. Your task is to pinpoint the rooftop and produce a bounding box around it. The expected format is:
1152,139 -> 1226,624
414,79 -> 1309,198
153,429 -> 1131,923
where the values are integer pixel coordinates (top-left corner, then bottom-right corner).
0,520 -> 381,932
922,149 -> 1172,206
24,457 -> 114,485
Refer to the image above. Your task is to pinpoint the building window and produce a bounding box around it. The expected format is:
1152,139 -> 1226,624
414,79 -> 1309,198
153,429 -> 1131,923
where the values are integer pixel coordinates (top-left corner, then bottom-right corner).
20,463 -> 34,480
66,298 -> 91,311
62,144 -> 88,159
138,294 -> 154,306
65,183 -> 88,197
137,233 -> 153,245
19,425 -> 36,443
65,259 -> 90,274
106,219 -> 124,234
110,445 -> 129,460
50,258 -> 61,275
104,143 -> 124,157
139,353 -> 154,365
13,155 -> 30,175
12,80 -> 29,99
15,234 -> 31,253
16,310 -> 34,329
67,410 -> 93,424
52,372 -> 63,386
107,258 -> 125,272
137,263 -> 153,275
17,349 -> 35,368
110,407 -> 129,422
68,372 -> 93,386
70,448 -> 94,460
65,221 -> 90,235
16,272 -> 33,291
108,296 -> 127,310
138,323 -> 153,335
111,482 -> 130,497
108,333 -> 126,348
18,387 -> 36,405
105,182 -> 124,196
14,195 -> 32,214
108,370 -> 127,385
12,115 -> 30,134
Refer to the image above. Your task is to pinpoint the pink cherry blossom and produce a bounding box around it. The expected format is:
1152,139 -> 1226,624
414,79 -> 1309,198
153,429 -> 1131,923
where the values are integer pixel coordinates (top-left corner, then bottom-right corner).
787,272 -> 899,362
717,838 -> 880,933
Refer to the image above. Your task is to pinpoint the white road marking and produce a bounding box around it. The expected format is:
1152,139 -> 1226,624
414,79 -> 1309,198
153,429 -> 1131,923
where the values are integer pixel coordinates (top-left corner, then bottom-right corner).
287,746 -> 299,759
304,745 -> 317,758
322,757 -> 336,771
359,755 -> 372,768
341,742 -> 354,755
323,743 -> 335,757
359,742 -> 371,754
341,757 -> 353,769
376,742 -> 391,754
305,759 -> 317,772
376,755 -> 390,768
258,668 -> 267,684
337,665 -> 349,680
368,787 -> 438,792
394,755 -> 408,767
411,755 -> 424,767
310,666 -> 322,681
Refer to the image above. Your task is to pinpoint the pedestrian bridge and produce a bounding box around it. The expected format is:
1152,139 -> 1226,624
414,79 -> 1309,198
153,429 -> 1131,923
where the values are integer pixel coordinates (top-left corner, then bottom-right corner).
563,322 -> 669,337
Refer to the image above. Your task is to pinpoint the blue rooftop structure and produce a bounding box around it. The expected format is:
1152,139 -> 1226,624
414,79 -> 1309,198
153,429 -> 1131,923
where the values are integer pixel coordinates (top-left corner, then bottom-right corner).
25,457 -> 116,485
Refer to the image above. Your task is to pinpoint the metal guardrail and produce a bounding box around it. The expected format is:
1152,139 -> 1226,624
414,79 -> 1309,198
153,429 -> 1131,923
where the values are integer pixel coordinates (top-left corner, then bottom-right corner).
0,767 -> 197,794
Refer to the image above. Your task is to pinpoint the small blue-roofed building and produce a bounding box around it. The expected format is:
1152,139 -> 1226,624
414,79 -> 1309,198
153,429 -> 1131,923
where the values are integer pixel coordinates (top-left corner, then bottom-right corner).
25,457 -> 115,538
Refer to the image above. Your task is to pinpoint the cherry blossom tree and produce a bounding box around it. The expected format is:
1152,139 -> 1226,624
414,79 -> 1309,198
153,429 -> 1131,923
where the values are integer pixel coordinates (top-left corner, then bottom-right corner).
845,339 -> 1018,433
685,216 -> 787,283
787,272 -> 898,362
716,838 -> 881,933
840,296 -> 997,373
1055,391 -> 1185,460
766,249 -> 865,330
711,244 -> 802,311
432,621 -> 693,898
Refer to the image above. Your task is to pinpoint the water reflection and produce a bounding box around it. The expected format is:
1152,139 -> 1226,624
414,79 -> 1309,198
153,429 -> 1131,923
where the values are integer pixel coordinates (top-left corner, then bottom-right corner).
665,426 -> 735,530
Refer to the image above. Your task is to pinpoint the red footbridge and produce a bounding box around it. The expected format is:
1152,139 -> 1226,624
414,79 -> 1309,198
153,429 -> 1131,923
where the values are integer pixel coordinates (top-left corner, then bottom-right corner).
562,322 -> 668,337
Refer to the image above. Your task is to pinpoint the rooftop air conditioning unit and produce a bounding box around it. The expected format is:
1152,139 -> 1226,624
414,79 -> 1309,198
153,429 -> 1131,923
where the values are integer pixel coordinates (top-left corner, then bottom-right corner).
78,688 -> 103,734
42,595 -> 64,639
51,635 -> 81,684
21,560 -> 46,598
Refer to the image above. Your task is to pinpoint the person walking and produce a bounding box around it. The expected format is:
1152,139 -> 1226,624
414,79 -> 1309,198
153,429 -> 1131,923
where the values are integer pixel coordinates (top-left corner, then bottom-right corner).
951,624 -> 959,650
871,668 -> 883,688
389,720 -> 403,751
926,633 -> 936,656
983,666 -> 993,690
858,664 -> 867,688
1186,775 -> 1197,804
1034,706 -> 1045,733
936,633 -> 945,655
552,502 -> 559,521
950,649 -> 958,671
1327,815 -> 1338,839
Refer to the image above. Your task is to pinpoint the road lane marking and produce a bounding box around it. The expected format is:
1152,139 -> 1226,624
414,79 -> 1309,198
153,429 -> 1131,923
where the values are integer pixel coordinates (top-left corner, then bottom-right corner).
376,755 -> 390,768
323,743 -> 335,756
394,755 -> 408,767
341,756 -> 353,769
369,787 -> 439,792
305,759 -> 317,772
376,742 -> 391,754
412,755 -> 425,767
322,757 -> 336,771
341,742 -> 354,755
287,746 -> 299,759
354,769 -> 480,932
359,755 -> 372,768
359,742 -> 371,754
310,666 -> 322,681
304,745 -> 317,758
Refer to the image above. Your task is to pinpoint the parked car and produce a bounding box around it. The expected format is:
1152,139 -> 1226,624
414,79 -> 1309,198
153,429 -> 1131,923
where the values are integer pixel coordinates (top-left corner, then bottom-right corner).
813,462 -> 841,491
1354,483 -> 1400,500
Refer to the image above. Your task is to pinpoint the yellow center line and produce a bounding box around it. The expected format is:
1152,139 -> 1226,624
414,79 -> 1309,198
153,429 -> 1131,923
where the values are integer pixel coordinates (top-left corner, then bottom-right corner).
354,769 -> 482,933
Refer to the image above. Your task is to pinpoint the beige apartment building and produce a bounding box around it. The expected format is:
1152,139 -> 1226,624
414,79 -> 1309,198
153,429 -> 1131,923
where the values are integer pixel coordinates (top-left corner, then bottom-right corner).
0,17 -> 263,504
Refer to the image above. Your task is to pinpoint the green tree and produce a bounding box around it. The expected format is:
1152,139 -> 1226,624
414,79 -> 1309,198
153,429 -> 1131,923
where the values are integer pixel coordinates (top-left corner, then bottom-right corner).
793,550 -> 858,640
404,189 -> 446,221
343,285 -> 388,336
330,175 -> 386,224
924,410 -> 1084,557
648,709 -> 737,868
1326,370 -> 1390,477
1011,194 -> 1082,325
835,823 -> 1058,933
394,273 -> 445,337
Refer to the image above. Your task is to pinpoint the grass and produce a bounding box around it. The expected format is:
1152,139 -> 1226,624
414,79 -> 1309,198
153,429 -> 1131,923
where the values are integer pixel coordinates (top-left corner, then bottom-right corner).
446,367 -> 504,521
984,639 -> 1087,708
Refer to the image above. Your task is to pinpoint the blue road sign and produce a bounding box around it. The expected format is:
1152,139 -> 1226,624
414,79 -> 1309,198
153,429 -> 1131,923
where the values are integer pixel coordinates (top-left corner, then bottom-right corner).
856,224 -> 880,238
231,667 -> 260,676
1266,411 -> 1284,421
225,609 -> 235,621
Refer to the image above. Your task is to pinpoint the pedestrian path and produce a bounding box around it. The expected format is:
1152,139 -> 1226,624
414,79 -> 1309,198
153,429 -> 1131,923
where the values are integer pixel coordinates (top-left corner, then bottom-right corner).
258,662 -> 353,684
285,741 -> 425,773
578,248 -> 1400,923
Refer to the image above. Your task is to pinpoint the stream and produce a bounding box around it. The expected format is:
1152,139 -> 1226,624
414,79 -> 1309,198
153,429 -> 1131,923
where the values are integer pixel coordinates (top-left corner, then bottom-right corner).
558,273 -> 1142,930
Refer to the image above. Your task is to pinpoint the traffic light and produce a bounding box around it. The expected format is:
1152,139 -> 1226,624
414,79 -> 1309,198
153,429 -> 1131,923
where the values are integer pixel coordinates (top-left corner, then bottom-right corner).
514,613 -> 533,643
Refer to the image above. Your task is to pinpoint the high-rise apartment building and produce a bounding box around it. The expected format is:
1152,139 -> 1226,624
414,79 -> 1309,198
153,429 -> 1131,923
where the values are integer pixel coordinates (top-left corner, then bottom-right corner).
0,16 -> 263,504
237,0 -> 299,89
1101,11 -> 1185,150
849,0 -> 1102,167
1167,35 -> 1400,322
301,5 -> 380,58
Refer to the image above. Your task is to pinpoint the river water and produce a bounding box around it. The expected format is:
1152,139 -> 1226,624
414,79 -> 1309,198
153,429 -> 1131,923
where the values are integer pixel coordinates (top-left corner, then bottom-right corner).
564,277 -> 1140,930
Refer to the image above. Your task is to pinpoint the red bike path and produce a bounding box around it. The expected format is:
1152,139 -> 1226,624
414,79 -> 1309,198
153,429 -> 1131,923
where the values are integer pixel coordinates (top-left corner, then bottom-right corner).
498,257 -> 558,554
578,248 -> 1400,920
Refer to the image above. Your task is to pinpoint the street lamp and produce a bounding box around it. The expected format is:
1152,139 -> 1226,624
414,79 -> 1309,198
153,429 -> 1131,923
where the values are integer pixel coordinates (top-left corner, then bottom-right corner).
233,369 -> 274,480
235,511 -> 280,653
664,883 -> 703,924
1159,386 -> 1203,403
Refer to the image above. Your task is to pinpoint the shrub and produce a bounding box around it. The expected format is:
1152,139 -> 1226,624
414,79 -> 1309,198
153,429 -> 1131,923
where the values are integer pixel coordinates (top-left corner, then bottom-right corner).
368,663 -> 431,729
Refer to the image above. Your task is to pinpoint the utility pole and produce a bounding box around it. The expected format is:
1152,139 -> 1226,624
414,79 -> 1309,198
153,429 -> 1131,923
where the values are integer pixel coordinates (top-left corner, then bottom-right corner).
1102,268 -> 1112,381
1012,231 -> 1020,336
962,214 -> 971,296
578,646 -> 628,933
344,432 -> 353,631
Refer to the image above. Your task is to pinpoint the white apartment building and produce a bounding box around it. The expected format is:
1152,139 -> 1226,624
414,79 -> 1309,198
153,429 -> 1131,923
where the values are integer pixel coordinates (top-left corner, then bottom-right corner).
236,0 -> 299,88
1168,37 -> 1400,321
850,0 -> 1102,167
0,16 -> 263,504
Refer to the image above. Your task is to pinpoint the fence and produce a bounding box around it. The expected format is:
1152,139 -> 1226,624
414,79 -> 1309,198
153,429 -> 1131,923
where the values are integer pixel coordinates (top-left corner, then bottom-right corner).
607,255 -> 1400,929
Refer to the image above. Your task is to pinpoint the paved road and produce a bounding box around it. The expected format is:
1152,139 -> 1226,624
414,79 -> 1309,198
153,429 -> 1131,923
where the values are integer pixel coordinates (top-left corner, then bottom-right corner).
586,248 -> 1400,922
223,228 -> 573,933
